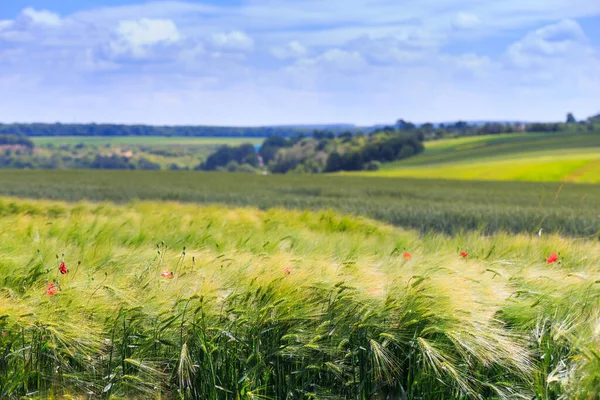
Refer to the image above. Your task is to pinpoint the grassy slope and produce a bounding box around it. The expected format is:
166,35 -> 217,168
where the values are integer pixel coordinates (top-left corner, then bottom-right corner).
1,198 -> 599,398
353,132 -> 600,182
0,170 -> 598,237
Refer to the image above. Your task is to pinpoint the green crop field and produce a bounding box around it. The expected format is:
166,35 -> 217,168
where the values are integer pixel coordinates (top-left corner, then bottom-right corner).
352,132 -> 600,182
30,136 -> 265,146
1,169 -> 599,399
0,170 -> 598,237
1,197 -> 599,399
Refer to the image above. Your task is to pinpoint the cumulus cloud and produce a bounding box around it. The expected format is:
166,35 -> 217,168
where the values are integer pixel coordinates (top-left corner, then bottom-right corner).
108,18 -> 182,58
210,31 -> 254,51
21,8 -> 62,27
271,41 -> 307,60
0,8 -> 64,42
506,19 -> 589,68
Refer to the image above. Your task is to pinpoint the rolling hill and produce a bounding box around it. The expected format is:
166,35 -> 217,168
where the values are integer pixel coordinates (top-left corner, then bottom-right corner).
351,131 -> 600,183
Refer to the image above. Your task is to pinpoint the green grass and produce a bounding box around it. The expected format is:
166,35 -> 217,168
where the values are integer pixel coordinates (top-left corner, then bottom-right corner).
0,170 -> 598,238
354,132 -> 600,182
0,198 -> 599,399
30,136 -> 265,146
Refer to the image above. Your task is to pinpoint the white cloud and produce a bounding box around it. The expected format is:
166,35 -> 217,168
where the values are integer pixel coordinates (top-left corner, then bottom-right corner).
0,20 -> 13,31
452,12 -> 480,30
506,19 -> 589,68
116,18 -> 181,47
210,30 -> 254,51
271,41 -> 307,60
109,18 -> 182,58
21,8 -> 62,27
534,18 -> 586,42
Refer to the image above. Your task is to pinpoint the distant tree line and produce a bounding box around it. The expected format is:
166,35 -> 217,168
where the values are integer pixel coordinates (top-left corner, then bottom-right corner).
0,123 -> 358,138
1,113 -> 597,140
386,114 -> 597,140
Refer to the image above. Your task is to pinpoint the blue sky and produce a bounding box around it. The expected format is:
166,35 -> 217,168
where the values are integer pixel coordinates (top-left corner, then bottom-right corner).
0,1 -> 599,126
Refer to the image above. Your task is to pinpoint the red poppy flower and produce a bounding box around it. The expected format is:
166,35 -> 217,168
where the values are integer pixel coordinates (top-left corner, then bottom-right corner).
284,267 -> 291,275
461,251 -> 468,258
547,253 -> 559,264
59,261 -> 67,275
46,282 -> 57,296
403,252 -> 412,260
161,270 -> 174,279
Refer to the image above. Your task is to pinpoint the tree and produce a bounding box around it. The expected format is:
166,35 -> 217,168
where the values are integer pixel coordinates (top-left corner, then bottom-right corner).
453,121 -> 469,132
340,151 -> 363,171
258,135 -> 294,164
364,160 -> 381,171
338,132 -> 353,142
203,143 -> 258,170
396,119 -> 416,131
566,113 -> 576,124
324,152 -> 342,172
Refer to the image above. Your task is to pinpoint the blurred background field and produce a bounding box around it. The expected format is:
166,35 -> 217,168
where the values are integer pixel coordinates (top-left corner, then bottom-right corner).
24,136 -> 265,170
0,170 -> 598,237
30,136 -> 265,146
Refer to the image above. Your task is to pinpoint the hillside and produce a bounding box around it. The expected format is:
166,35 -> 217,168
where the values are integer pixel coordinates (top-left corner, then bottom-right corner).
352,131 -> 600,182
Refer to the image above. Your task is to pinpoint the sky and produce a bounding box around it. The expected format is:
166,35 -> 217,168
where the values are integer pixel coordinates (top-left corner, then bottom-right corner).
0,0 -> 599,126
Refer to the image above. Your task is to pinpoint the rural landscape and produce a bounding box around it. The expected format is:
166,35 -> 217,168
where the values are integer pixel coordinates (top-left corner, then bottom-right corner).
1,114 -> 600,399
1,0 -> 600,399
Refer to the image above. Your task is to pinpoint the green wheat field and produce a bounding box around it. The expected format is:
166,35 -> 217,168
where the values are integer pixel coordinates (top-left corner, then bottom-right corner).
0,167 -> 599,399
1,197 -> 600,399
